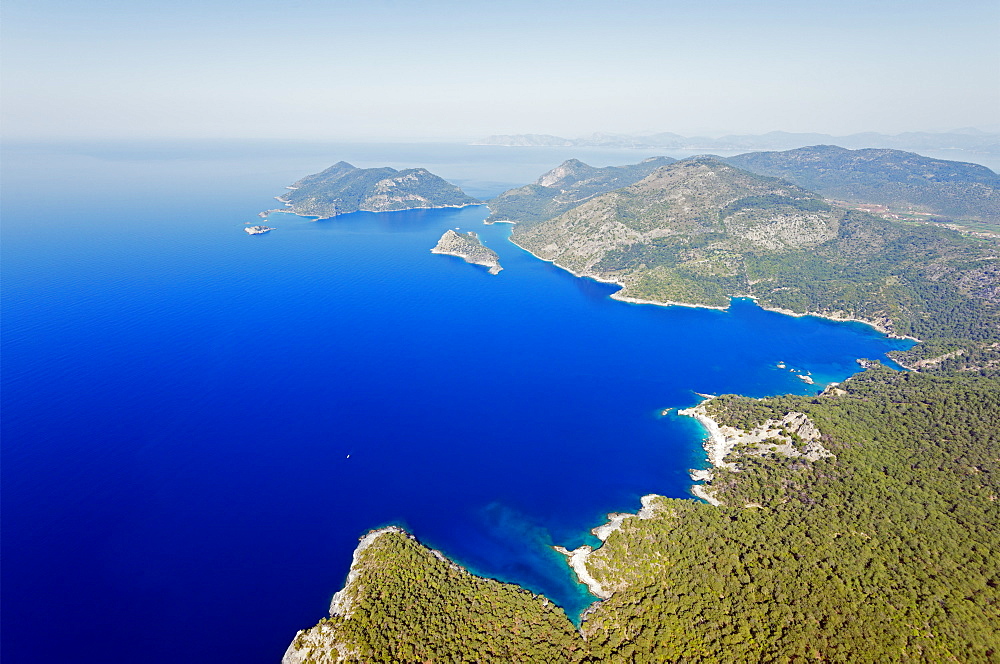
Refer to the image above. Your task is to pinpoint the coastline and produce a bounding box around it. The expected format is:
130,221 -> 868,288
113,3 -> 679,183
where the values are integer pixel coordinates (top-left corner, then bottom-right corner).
506,233 -> 913,330
296,494 -> 672,652
508,235 -> 729,312
287,221 -> 920,648
676,397 -> 743,508
753,301 -> 922,342
501,226 -> 921,597
610,291 -> 728,310
676,399 -> 735,470
553,495 -> 662,601
430,247 -> 503,274
677,397 -> 836,507
553,545 -> 610,600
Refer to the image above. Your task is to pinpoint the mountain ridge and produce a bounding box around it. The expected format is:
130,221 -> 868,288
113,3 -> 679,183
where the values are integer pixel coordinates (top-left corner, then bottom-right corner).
485,156 -> 676,225
726,145 -> 1000,224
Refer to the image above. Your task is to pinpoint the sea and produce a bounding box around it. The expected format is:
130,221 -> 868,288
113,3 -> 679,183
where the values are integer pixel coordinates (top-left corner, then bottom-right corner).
6,139 -> 971,663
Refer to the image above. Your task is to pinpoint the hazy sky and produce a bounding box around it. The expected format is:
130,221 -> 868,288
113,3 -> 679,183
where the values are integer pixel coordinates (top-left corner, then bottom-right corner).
3,0 -> 998,141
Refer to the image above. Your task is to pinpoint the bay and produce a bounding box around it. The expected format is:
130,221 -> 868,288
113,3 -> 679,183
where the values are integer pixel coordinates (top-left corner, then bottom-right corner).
2,142 -> 913,663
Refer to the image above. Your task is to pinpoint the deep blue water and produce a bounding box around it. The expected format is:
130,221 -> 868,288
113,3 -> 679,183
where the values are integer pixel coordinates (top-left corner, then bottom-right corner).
2,142 -> 914,663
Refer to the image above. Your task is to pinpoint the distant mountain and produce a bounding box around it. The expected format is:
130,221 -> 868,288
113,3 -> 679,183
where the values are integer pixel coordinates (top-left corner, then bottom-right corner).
474,130 -> 1000,154
511,157 -> 1000,342
485,156 -> 676,225
727,146 -> 1000,223
273,161 -> 480,219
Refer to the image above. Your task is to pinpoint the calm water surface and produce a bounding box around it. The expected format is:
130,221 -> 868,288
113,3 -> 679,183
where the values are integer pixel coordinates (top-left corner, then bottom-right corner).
2,142 -> 914,663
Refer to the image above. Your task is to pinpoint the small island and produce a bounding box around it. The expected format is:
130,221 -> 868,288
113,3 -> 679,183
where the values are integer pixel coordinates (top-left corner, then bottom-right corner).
431,230 -> 503,275
265,162 -> 480,219
244,225 -> 274,235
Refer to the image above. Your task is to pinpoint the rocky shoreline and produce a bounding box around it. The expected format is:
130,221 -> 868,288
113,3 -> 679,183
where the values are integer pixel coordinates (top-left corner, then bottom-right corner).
758,301 -> 921,342
677,400 -> 734,469
509,238 -> 729,310
609,292 -> 729,310
507,234 -> 914,336
678,398 -> 834,506
553,495 -> 662,601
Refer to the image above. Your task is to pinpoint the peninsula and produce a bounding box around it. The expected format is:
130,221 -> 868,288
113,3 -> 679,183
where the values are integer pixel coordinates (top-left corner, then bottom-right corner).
282,528 -> 580,663
266,161 -> 480,219
431,229 -> 502,274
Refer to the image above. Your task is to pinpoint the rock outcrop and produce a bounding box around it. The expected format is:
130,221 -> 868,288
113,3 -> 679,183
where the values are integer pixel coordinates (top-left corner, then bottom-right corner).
680,402 -> 834,506
431,229 -> 502,274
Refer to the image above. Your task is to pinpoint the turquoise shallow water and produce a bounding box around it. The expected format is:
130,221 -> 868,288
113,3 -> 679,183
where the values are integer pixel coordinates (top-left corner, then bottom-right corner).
2,142 -> 914,662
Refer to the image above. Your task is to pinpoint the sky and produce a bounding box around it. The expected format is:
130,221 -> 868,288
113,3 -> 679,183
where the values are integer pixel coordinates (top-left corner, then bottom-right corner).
2,0 -> 998,141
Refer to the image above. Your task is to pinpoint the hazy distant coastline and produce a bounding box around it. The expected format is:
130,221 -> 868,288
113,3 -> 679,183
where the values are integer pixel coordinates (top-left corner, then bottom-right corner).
474,129 -> 1000,155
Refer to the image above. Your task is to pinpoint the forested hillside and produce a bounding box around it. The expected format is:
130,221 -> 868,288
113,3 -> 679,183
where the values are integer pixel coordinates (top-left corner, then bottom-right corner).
582,367 -> 1000,662
282,529 -> 583,663
512,157 -> 1000,357
727,146 -> 1000,225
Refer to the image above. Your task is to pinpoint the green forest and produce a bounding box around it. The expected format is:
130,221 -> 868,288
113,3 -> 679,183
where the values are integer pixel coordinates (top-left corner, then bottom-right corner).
285,367 -> 998,663
582,367 -> 999,662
